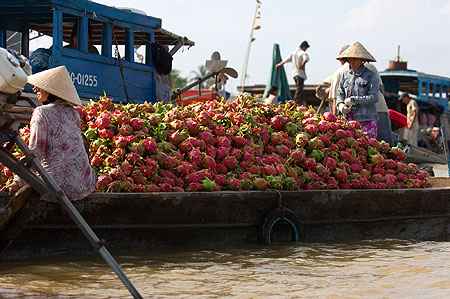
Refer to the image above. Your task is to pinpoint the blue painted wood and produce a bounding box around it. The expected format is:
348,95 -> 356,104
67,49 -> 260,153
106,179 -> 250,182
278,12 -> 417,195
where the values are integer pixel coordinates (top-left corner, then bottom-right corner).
0,27 -> 5,48
102,23 -> 112,57
79,16 -> 88,53
52,9 -> 63,55
125,29 -> 134,62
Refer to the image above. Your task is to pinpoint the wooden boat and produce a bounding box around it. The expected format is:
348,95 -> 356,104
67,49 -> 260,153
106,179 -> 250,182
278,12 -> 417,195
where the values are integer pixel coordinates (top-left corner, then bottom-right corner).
1,180 -> 450,259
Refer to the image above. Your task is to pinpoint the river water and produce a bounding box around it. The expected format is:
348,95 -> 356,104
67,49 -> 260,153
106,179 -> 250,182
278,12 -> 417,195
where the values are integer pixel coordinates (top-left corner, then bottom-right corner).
0,239 -> 449,298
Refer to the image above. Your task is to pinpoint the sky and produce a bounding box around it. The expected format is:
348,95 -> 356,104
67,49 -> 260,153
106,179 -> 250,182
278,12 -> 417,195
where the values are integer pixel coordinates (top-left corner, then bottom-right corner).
51,0 -> 450,95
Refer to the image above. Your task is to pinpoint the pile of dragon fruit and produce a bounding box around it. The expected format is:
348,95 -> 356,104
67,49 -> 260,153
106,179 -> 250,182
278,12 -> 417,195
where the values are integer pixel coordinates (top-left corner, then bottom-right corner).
1,95 -> 429,192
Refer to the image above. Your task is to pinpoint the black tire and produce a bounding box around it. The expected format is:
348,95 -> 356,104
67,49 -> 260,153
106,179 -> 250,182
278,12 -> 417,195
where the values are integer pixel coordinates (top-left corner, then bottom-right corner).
258,207 -> 301,245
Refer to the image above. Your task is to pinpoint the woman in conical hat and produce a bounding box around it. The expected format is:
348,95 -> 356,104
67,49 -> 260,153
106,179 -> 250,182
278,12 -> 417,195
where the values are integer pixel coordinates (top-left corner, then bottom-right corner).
4,66 -> 97,201
335,41 -> 380,139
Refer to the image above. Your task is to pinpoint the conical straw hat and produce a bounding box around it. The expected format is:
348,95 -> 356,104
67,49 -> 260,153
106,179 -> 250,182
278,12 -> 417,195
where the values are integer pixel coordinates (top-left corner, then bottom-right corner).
323,75 -> 332,84
336,41 -> 376,62
27,66 -> 81,106
205,51 -> 228,73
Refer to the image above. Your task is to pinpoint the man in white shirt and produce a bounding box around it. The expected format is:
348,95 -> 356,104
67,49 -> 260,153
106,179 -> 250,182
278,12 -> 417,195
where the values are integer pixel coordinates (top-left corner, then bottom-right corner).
401,93 -> 419,146
275,41 -> 310,106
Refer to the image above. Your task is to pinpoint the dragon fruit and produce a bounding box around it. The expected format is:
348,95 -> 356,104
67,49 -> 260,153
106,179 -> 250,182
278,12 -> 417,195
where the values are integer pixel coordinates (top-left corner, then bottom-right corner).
95,113 -> 111,129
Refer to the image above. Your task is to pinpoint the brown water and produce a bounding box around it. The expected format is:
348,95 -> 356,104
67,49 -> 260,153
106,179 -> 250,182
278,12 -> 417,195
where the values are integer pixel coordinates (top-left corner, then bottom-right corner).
0,239 -> 449,298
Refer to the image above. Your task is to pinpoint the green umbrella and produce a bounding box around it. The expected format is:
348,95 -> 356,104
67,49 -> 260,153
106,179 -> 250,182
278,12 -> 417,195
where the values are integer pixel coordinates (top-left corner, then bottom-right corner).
263,43 -> 292,102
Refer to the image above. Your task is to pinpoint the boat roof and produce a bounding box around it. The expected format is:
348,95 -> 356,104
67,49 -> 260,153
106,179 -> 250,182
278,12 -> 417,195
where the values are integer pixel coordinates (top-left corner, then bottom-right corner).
380,69 -> 450,83
0,0 -> 195,47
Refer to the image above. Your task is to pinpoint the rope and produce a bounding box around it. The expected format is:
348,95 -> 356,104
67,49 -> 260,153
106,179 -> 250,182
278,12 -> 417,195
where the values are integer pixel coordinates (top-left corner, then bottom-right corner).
112,23 -> 134,104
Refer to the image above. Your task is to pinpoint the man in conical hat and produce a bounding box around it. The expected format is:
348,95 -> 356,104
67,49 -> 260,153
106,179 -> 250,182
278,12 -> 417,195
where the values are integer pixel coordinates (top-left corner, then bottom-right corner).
3,66 -> 97,201
335,41 -> 381,139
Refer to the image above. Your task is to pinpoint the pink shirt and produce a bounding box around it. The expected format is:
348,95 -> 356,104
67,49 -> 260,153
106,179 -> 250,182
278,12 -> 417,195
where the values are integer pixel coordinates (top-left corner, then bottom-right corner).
17,101 -> 97,201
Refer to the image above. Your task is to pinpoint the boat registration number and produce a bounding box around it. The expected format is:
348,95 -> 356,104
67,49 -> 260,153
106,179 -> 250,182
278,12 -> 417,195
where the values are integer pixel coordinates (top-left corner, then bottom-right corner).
70,72 -> 98,87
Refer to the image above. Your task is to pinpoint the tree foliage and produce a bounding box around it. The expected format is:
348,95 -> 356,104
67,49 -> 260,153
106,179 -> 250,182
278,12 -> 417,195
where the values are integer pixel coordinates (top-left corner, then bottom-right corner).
171,69 -> 188,92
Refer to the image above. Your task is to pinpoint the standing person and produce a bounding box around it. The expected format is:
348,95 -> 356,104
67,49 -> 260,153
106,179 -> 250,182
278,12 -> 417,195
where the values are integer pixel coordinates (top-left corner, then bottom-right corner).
330,44 -> 394,145
400,93 -> 419,146
264,85 -> 279,106
336,41 -> 380,139
275,41 -> 310,106
329,45 -> 350,115
2,66 -> 97,201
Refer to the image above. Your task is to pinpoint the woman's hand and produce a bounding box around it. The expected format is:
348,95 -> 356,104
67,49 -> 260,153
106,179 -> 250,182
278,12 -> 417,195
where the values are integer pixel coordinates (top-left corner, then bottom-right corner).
0,181 -> 20,195
344,97 -> 354,107
339,103 -> 352,115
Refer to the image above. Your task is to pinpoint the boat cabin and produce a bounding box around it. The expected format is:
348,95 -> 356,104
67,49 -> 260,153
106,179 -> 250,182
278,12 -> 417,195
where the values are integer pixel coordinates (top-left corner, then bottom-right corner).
0,0 -> 194,103
381,69 -> 450,113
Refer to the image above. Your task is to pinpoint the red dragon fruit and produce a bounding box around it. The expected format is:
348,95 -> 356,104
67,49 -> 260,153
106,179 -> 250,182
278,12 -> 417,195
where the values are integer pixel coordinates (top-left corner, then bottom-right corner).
188,149 -> 203,166
216,136 -> 231,148
130,118 -> 144,131
186,182 -> 202,192
125,153 -> 142,165
216,163 -> 227,174
227,178 -> 242,191
98,128 -> 114,139
230,148 -> 243,160
185,118 -> 200,135
96,174 -> 113,192
270,133 -> 285,146
270,115 -> 287,130
275,145 -> 290,157
323,156 -> 337,172
232,136 -> 247,148
323,112 -> 337,122
141,138 -> 157,154
95,112 -> 111,129
216,147 -> 230,160
199,131 -> 216,145
114,135 -> 129,148
109,168 -> 124,180
302,158 -> 316,171
223,155 -> 238,169
295,132 -> 309,148
170,130 -> 189,145
206,145 -> 217,158
202,155 -> 217,170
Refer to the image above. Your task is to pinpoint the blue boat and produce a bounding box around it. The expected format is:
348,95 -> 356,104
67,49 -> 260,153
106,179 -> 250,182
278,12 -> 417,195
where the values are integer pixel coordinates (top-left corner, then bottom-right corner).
0,0 -> 194,103
380,59 -> 450,165
381,68 -> 450,113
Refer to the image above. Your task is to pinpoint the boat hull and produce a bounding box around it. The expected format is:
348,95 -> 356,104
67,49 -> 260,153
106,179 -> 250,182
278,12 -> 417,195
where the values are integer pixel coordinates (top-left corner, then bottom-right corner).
1,188 -> 450,259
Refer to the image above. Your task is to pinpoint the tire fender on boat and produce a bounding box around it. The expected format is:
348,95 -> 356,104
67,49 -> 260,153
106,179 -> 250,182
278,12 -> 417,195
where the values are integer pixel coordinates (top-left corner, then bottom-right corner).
258,206 -> 301,245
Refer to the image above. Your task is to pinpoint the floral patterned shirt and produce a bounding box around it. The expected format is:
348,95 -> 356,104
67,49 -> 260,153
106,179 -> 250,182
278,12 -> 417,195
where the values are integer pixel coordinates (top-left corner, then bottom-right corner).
17,100 -> 97,201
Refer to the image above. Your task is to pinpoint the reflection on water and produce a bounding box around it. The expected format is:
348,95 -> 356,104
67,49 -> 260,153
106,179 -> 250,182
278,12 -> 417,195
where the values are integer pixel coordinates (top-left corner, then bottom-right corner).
0,239 -> 449,298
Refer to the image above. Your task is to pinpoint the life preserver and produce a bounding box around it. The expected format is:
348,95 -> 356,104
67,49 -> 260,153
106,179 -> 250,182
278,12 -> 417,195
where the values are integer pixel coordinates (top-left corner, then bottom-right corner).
258,207 -> 301,245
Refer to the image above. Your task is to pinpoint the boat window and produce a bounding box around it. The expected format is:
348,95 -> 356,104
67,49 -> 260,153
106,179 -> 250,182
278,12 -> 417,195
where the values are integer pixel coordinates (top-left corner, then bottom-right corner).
62,14 -> 79,50
62,14 -> 100,55
111,25 -> 126,60
443,85 -> 448,99
6,31 -> 22,53
88,19 -> 103,55
134,30 -> 150,64
429,83 -> 435,97
422,82 -> 428,97
29,29 -> 52,55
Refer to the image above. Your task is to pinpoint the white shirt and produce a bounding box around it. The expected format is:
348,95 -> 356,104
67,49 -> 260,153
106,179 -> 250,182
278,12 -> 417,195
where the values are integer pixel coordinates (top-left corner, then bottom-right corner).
264,94 -> 278,106
328,62 -> 388,113
282,48 -> 310,80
